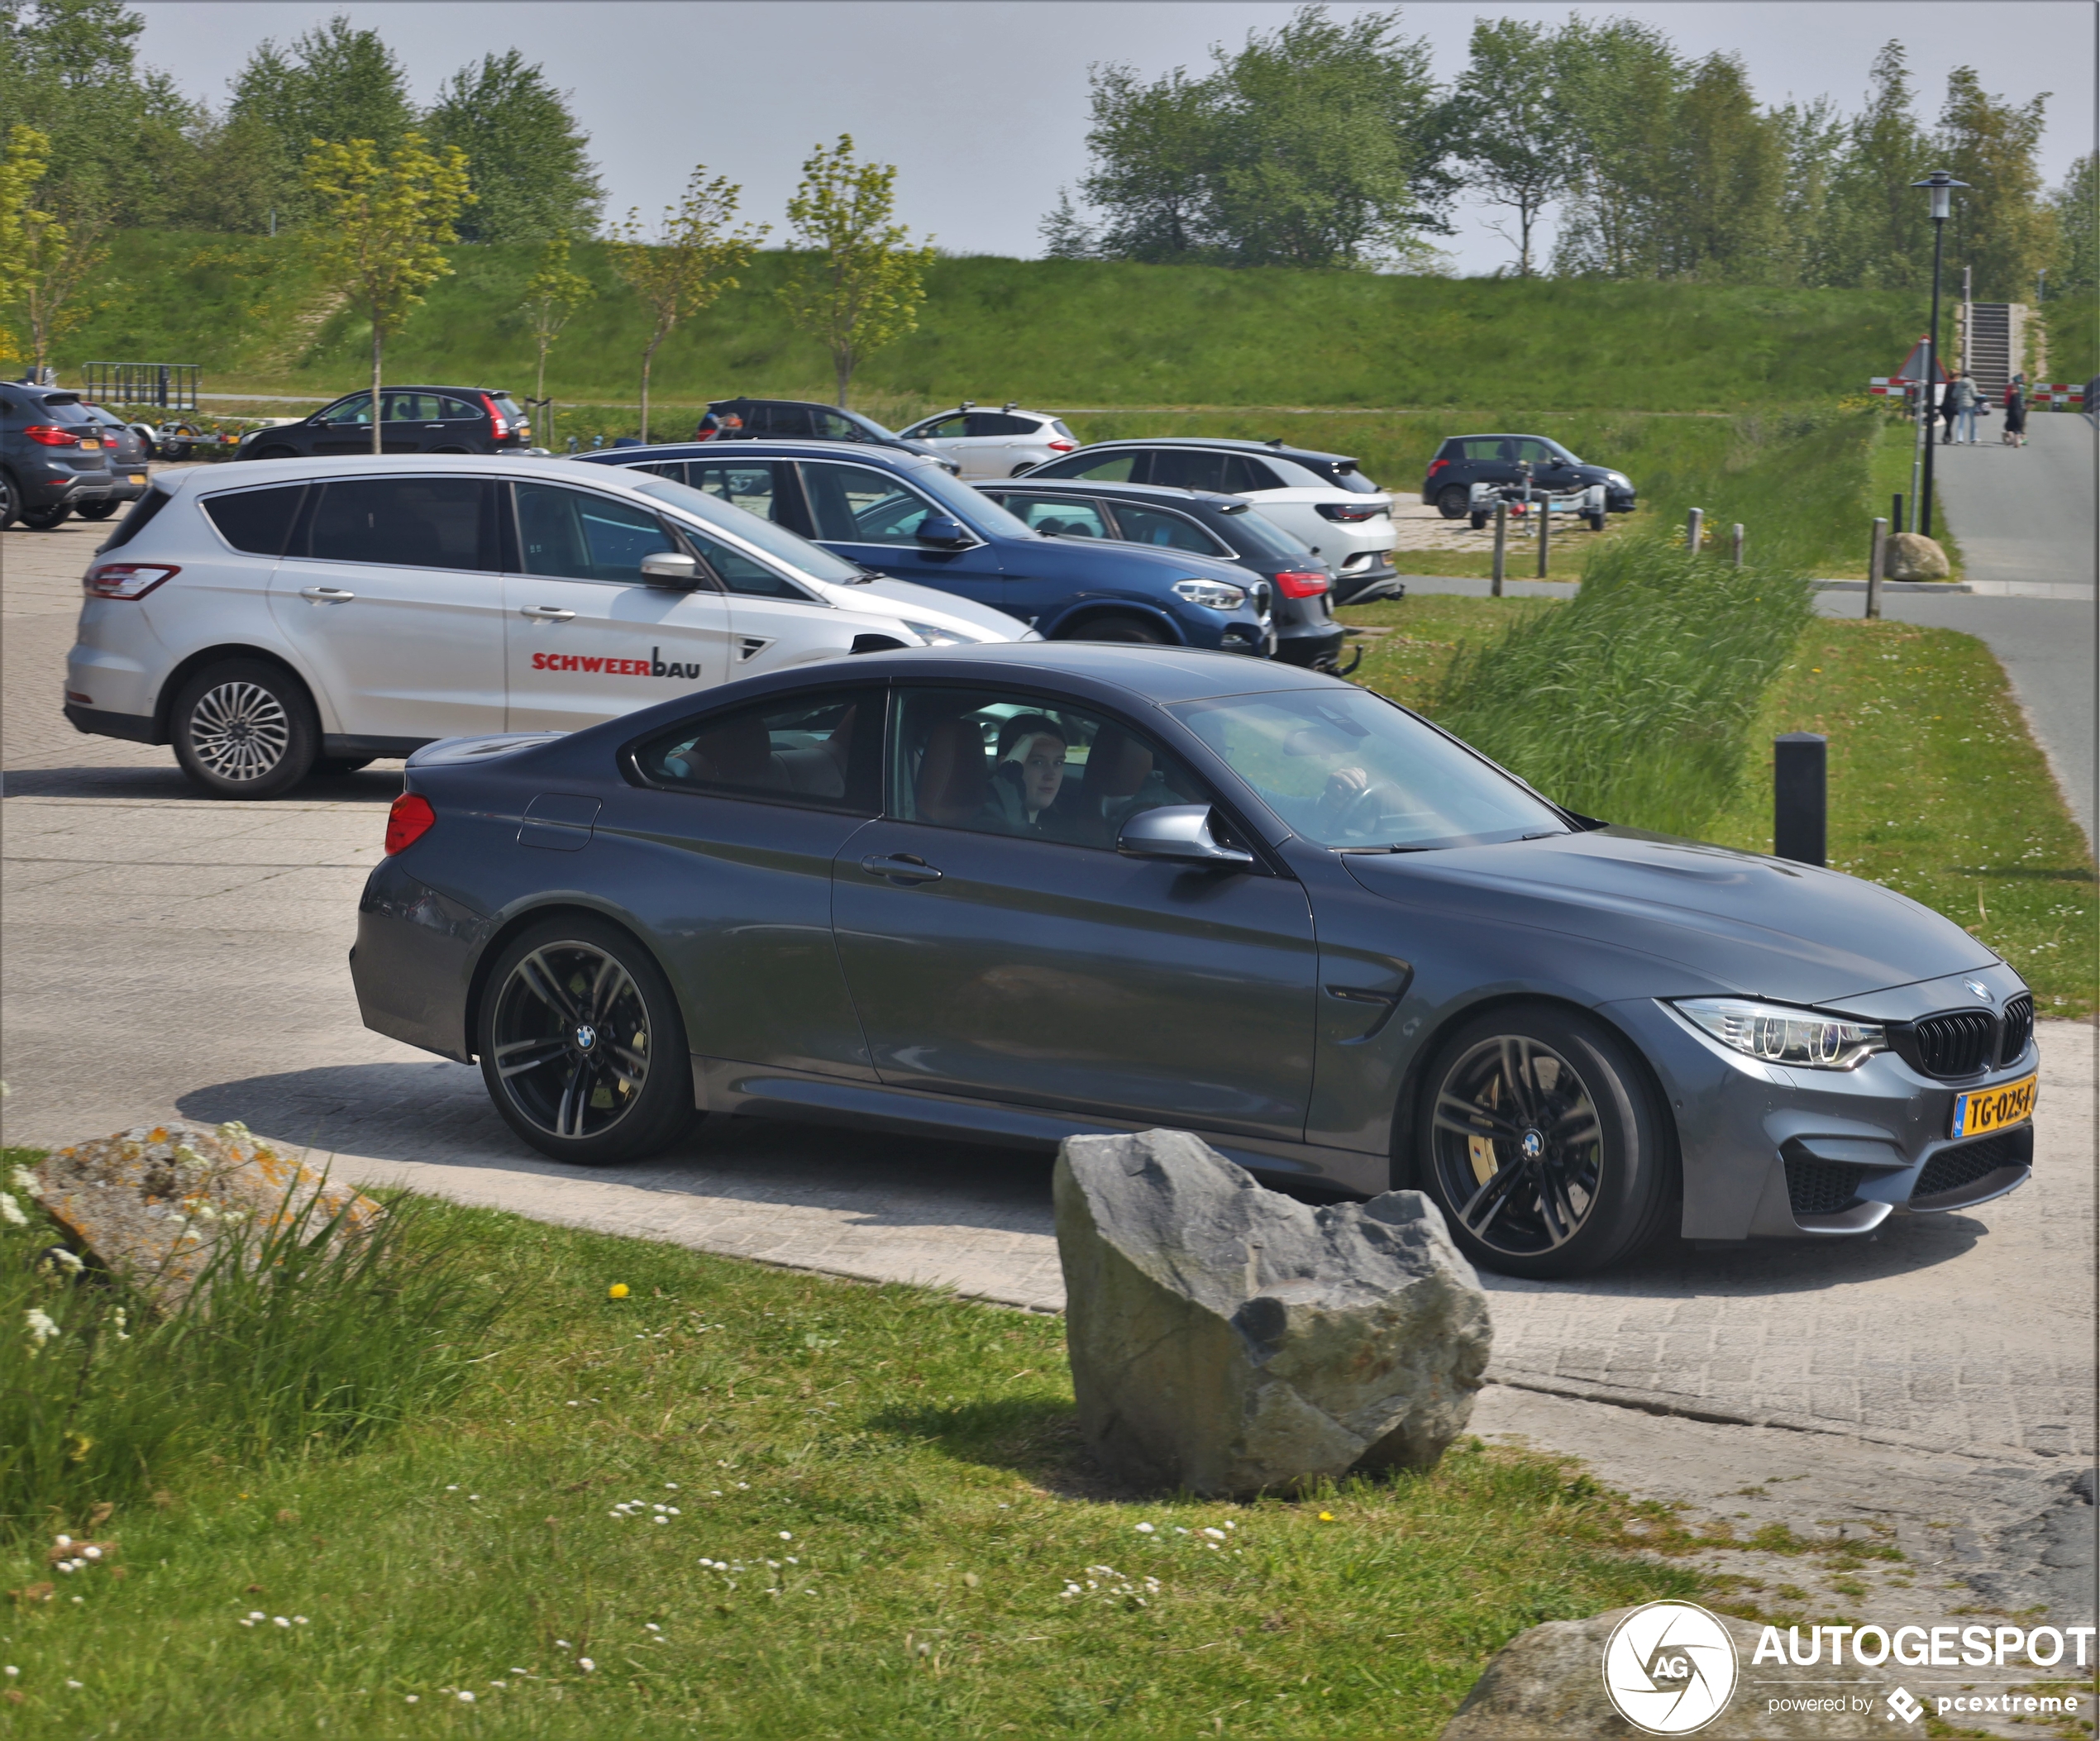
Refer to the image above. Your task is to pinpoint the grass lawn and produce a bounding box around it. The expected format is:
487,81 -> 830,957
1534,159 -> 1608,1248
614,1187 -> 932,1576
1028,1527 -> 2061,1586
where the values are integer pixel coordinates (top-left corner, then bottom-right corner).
0,1189 -> 1697,1739
1340,596 -> 2098,1015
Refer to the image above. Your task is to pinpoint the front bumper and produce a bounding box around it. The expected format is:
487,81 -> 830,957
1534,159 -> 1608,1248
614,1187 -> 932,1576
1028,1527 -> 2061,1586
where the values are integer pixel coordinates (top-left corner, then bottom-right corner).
1605,977 -> 2037,1242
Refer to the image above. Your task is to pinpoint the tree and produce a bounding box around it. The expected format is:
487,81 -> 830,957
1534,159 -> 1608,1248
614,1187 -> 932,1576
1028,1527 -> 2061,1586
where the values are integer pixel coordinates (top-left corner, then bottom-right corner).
1822,42 -> 1935,289
2047,153 -> 2097,298
1037,188 -> 1098,260
1447,17 -> 1568,278
424,50 -> 603,242
1938,67 -> 2052,302
521,233 -> 594,444
779,136 -> 933,406
1657,54 -> 1787,283
230,16 -> 415,223
0,124 -> 47,317
1073,62 -> 1225,261
1551,17 -> 1683,278
609,166 -> 761,441
301,132 -> 472,455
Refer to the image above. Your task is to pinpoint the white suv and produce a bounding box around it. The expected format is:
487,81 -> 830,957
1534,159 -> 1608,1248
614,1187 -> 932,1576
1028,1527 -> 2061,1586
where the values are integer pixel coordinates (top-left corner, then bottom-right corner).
896,403 -> 1078,478
64,455 -> 1029,799
1017,438 -> 1401,603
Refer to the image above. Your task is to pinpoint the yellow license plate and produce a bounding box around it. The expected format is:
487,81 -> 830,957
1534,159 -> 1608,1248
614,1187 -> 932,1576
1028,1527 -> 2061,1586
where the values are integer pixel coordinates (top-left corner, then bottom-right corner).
79,438 -> 101,450
129,473 -> 146,484
1951,1073 -> 2037,1138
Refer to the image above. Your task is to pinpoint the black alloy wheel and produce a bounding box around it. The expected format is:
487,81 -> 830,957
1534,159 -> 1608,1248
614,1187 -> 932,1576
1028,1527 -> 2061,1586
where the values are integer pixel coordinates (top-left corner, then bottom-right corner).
1469,511 -> 1490,530
75,499 -> 120,521
1415,1004 -> 1673,1278
18,503 -> 70,530
169,658 -> 319,799
1066,613 -> 1167,645
477,918 -> 700,1165
1435,484 -> 1470,519
0,470 -> 17,527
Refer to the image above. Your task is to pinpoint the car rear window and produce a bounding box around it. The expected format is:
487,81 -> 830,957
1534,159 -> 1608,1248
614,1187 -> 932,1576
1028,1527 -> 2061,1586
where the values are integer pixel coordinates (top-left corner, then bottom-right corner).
99,484 -> 179,552
492,394 -> 525,422
32,394 -> 95,424
203,484 -> 307,556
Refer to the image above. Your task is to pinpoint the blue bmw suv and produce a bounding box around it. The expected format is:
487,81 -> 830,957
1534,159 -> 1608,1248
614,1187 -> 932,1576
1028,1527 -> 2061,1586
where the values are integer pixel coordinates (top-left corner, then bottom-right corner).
580,441 -> 1277,654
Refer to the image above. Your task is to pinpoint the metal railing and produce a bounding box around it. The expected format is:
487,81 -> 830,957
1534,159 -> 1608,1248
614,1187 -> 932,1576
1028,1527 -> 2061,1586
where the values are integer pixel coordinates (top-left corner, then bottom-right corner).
80,362 -> 201,412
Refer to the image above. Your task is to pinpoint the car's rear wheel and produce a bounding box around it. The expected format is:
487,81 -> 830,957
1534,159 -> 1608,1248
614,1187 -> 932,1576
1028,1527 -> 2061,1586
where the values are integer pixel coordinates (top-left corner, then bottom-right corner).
1009,462 -> 1036,476
75,499 -> 120,521
19,503 -> 69,530
169,658 -> 318,799
1435,484 -> 1469,520
1412,1004 -> 1673,1279
1064,613 -> 1168,645
311,756 -> 376,776
249,445 -> 299,461
477,917 -> 700,1166
0,470 -> 17,528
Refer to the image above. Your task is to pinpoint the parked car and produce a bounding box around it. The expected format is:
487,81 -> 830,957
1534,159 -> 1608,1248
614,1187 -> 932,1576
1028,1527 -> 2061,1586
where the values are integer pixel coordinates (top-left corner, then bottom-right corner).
351,643 -> 2037,1280
0,383 -> 121,529
694,398 -> 943,464
580,442 -> 1277,656
975,476 -> 1348,670
74,403 -> 155,520
895,403 -> 1079,477
234,387 -> 532,460
63,455 -> 1030,800
1018,438 -> 1400,605
1423,435 -> 1635,527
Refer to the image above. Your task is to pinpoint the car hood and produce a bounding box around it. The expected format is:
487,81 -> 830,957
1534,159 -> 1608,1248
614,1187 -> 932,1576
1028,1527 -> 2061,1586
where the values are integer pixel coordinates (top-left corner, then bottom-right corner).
1017,534 -> 1257,590
1342,828 -> 1998,1005
814,573 -> 1033,641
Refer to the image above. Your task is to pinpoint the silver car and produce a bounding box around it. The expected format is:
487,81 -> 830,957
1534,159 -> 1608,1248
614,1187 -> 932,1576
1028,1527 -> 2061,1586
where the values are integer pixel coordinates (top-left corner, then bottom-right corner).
898,403 -> 1079,478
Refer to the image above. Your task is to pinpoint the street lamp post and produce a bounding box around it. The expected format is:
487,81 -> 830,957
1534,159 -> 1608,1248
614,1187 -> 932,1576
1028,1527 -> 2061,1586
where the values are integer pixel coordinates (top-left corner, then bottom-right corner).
1912,169 -> 1969,541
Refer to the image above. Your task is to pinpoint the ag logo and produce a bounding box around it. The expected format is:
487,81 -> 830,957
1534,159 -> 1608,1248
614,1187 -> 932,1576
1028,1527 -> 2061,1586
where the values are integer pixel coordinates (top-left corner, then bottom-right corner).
1601,1601 -> 1739,1734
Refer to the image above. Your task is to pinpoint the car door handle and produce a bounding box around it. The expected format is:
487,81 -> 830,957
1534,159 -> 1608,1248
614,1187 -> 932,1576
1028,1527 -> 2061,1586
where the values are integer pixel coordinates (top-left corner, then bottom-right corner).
861,853 -> 943,885
521,606 -> 575,621
299,586 -> 355,602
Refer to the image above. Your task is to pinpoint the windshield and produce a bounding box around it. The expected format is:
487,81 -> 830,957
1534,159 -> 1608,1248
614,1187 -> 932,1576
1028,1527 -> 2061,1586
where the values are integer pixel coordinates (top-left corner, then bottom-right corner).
1230,508 -> 1316,560
1168,689 -> 1569,850
907,464 -> 1037,537
632,475 -> 866,584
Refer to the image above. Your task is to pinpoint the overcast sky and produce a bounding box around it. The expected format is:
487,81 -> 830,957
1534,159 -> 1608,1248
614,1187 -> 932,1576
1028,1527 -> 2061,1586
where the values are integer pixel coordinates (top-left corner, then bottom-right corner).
136,1 -> 2094,275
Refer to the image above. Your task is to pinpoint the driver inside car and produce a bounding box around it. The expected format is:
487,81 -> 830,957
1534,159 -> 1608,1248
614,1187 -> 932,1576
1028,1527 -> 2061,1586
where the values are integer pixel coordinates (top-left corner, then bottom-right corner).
979,714 -> 1071,837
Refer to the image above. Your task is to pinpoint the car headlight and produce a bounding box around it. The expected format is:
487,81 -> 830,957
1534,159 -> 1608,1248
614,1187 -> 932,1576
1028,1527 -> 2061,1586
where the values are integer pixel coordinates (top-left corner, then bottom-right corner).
1172,577 -> 1247,611
1673,997 -> 1884,1071
899,619 -> 979,646
1606,472 -> 1630,487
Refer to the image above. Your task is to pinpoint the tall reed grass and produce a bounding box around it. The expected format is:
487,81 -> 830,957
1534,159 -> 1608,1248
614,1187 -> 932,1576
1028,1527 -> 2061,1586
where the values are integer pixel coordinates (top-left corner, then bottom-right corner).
0,1154 -> 500,1535
1429,537 -> 1816,839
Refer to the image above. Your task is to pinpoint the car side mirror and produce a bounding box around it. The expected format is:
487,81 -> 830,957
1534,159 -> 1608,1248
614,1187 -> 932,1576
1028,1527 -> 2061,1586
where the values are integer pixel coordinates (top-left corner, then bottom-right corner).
916,515 -> 972,547
1118,804 -> 1256,868
639,551 -> 701,587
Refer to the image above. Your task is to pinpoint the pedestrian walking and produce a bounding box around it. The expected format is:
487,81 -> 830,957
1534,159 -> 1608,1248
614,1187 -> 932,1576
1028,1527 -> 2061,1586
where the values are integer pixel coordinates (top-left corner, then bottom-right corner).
1947,372 -> 1978,444
2002,374 -> 2028,447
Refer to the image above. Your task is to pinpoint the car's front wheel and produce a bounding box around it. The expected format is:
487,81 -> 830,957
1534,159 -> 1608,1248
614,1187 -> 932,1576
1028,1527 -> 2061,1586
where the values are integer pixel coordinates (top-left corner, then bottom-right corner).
477,917 -> 700,1166
75,499 -> 120,521
1063,613 -> 1167,645
1435,484 -> 1469,520
1412,1004 -> 1673,1278
169,658 -> 319,799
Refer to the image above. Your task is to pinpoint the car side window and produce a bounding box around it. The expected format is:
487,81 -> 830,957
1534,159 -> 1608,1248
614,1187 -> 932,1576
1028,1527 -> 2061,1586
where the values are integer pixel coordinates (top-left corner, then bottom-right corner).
799,461 -> 940,545
321,393 -> 373,427
916,414 -> 969,439
203,484 -> 307,556
1035,451 -> 1141,483
382,392 -> 433,422
299,477 -> 499,569
1107,503 -> 1228,556
514,482 -> 677,582
967,413 -> 1035,437
438,394 -> 480,421
814,410 -> 866,441
685,526 -> 814,601
1226,456 -> 1284,491
1512,439 -> 1551,465
997,493 -> 1111,540
889,686 -> 1209,850
1148,449 -> 1231,492
634,686 -> 881,813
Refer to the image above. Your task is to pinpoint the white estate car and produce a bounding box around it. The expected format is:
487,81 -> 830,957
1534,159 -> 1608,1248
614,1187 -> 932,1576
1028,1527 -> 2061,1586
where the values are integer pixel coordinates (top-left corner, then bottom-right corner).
1016,437 -> 1401,604
64,455 -> 1030,799
895,403 -> 1078,479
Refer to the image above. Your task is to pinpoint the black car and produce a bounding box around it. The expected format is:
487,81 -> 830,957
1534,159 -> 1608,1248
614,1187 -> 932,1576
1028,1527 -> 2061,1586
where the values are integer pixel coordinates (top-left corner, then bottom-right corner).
977,477 -> 1349,670
74,404 -> 154,520
1423,434 -> 1636,525
235,386 -> 532,460
0,384 -> 119,529
695,398 -> 943,464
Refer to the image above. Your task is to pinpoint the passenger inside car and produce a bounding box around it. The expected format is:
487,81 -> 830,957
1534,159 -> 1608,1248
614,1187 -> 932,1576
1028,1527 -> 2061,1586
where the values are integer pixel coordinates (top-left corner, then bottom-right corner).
980,715 -> 1070,836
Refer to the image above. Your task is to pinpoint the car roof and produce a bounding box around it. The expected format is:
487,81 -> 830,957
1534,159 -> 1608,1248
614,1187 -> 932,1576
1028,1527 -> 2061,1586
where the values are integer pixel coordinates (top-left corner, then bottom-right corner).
1067,436 -> 1358,466
1441,433 -> 1568,444
172,453 -> 676,497
317,384 -> 509,396
710,397 -> 877,416
979,477 -> 1242,511
580,441 -> 945,474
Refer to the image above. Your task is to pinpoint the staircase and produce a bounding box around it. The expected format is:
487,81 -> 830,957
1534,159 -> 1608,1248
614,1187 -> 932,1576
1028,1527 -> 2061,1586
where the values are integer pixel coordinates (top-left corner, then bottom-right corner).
1963,303 -> 2021,400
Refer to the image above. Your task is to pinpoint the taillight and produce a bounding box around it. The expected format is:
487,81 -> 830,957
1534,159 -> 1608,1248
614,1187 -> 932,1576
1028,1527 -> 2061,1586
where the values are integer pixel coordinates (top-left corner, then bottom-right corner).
1427,458 -> 1447,475
480,394 -> 509,439
24,424 -> 79,446
1315,503 -> 1382,522
1047,439 -> 1076,453
384,792 -> 436,855
1273,570 -> 1329,599
85,563 -> 179,599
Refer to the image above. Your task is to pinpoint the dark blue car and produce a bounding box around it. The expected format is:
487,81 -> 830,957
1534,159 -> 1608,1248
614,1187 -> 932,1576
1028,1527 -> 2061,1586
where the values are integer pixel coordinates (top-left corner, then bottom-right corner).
580,441 -> 1277,655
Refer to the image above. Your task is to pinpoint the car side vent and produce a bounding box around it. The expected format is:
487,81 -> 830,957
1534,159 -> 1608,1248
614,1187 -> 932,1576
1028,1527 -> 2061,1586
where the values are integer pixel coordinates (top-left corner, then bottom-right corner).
1894,1009 -> 1995,1078
1784,1157 -> 1865,1218
1998,994 -> 2034,1065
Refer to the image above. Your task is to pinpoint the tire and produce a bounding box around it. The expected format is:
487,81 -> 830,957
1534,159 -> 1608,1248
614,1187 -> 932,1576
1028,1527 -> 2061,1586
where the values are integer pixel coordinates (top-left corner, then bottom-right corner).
1468,511 -> 1489,530
1435,484 -> 1470,520
19,503 -> 70,530
1411,1004 -> 1674,1279
1585,512 -> 1606,533
169,658 -> 319,799
475,915 -> 701,1166
310,756 -> 375,776
75,499 -> 120,522
1009,462 -> 1036,477
0,470 -> 17,529
1062,613 -> 1168,645
249,445 -> 299,461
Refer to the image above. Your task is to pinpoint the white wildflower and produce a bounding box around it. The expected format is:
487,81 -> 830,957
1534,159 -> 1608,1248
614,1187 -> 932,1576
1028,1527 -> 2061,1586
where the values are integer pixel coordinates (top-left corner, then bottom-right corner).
217,1120 -> 251,1143
273,1616 -> 290,1628
577,1658 -> 594,1672
2,1666 -> 16,1677
46,1247 -> 83,1274
111,1309 -> 128,1342
25,1308 -> 60,1346
457,1690 -> 475,1703
405,1696 -> 418,1704
248,1610 -> 265,1620
82,1547 -> 101,1561
56,1562 -> 74,1575
65,1679 -> 82,1690
554,1640 -> 570,1649
9,1166 -> 39,1198
54,1535 -> 71,1548
1134,1522 -> 1155,1534
293,1616 -> 307,1625
0,1193 -> 26,1228
1201,1527 -> 1226,1540
778,1530 -> 792,1540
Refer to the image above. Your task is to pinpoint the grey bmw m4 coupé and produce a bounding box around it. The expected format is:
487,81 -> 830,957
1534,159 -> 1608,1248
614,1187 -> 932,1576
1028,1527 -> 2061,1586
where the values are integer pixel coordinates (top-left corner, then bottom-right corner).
351,645 -> 2037,1277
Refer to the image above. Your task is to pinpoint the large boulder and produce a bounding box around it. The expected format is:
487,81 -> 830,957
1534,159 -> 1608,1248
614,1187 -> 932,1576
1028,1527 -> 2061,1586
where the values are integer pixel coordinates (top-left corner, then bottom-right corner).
1054,1128 -> 1491,1497
26,1120 -> 381,1315
1884,532 -> 1951,580
1440,1605 -> 1882,1739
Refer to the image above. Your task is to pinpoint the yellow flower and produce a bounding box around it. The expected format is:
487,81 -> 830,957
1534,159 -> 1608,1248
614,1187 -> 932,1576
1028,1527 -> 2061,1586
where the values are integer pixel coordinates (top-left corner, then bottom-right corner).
608,1283 -> 629,1300
1317,1511 -> 1335,1522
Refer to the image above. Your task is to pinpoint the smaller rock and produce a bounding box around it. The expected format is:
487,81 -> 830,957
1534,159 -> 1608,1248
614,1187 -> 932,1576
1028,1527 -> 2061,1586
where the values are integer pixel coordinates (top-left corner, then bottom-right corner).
31,1120 -> 381,1315
1884,532 -> 1951,580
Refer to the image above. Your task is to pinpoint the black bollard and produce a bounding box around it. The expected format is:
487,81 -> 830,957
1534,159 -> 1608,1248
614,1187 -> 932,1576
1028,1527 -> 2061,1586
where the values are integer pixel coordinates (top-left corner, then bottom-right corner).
1773,733 -> 1827,866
